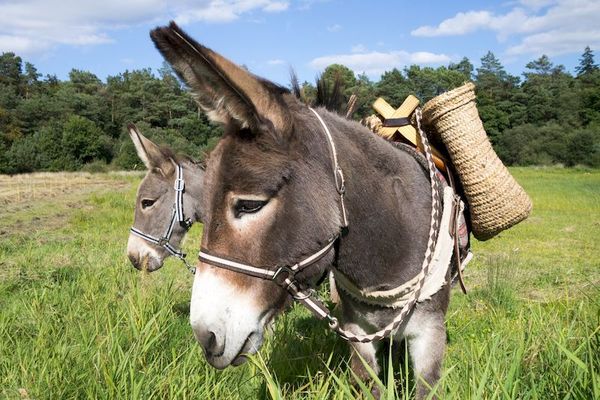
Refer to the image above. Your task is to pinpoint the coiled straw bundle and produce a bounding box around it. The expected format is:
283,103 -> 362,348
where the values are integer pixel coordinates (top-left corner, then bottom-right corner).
422,82 -> 532,240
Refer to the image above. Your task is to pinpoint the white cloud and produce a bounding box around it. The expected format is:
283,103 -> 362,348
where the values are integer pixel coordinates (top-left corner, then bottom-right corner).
296,0 -> 331,11
518,0 -> 557,10
0,0 -> 290,54
263,1 -> 289,12
0,35 -> 50,54
327,24 -> 342,32
351,44 -> 367,53
174,0 -> 289,24
410,0 -> 600,57
411,11 -> 493,37
506,29 -> 600,55
267,58 -> 285,65
309,50 -> 451,76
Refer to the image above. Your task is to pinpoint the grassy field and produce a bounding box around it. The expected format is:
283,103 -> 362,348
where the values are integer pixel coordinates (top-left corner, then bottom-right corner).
0,167 -> 598,399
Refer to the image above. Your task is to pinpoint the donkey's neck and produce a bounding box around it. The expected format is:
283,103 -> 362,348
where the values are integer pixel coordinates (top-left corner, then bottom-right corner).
181,160 -> 205,223
314,110 -> 432,291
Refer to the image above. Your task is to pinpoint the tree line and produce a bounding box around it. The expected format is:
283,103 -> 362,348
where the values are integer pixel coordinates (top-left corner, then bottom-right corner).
0,47 -> 598,174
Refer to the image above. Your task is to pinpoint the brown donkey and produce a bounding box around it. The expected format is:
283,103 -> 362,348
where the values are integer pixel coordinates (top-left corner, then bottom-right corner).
151,22 -> 450,398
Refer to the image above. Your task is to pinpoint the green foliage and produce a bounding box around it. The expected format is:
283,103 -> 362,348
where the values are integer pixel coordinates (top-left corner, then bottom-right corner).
61,115 -> 112,170
449,57 -> 474,81
0,54 -> 221,174
576,46 -> 598,77
1,48 -> 599,172
0,52 -> 23,95
376,68 -> 412,107
322,64 -> 357,90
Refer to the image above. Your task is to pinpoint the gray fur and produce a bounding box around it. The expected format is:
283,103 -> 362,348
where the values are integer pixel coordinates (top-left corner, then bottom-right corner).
150,22 -> 449,399
128,126 -> 204,272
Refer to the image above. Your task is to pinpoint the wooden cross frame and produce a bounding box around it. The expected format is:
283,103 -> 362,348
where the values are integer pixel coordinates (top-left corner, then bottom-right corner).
373,96 -> 446,170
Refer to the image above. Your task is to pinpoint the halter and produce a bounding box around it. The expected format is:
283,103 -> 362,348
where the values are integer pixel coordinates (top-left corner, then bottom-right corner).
198,107 -> 347,327
197,107 -> 442,343
130,163 -> 196,274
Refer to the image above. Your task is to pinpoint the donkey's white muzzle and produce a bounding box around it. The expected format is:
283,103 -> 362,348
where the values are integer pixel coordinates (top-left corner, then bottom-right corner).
126,234 -> 166,272
190,263 -> 267,368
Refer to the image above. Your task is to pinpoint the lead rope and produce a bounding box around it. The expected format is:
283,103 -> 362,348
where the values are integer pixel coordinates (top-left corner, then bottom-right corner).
328,108 -> 441,342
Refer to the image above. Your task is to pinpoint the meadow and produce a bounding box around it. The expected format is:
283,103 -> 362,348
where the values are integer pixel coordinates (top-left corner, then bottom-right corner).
0,167 -> 598,399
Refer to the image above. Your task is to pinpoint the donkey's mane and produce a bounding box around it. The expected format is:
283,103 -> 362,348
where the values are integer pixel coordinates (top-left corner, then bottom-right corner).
290,69 -> 348,115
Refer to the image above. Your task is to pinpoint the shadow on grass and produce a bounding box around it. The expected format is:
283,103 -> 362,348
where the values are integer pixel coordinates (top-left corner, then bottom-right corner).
172,301 -> 190,317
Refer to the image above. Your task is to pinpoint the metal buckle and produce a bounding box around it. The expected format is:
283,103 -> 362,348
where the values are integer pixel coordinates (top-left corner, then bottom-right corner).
180,218 -> 193,230
272,266 -> 294,286
327,315 -> 339,330
158,237 -> 168,246
334,167 -> 345,194
174,178 -> 185,192
292,288 -> 315,300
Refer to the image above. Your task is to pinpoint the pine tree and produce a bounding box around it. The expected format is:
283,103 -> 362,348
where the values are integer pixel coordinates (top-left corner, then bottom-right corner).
477,51 -> 508,81
575,46 -> 598,76
525,55 -> 554,75
449,57 -> 474,80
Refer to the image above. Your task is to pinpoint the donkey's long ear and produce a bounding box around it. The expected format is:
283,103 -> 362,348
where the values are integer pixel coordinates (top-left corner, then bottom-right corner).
128,124 -> 174,175
150,22 -> 290,134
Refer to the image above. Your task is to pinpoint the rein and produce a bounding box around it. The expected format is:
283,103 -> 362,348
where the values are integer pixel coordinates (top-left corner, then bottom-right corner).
197,107 -> 441,342
130,163 -> 196,274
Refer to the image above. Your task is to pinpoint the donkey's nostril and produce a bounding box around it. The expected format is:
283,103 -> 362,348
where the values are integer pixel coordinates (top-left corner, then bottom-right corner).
207,331 -> 216,350
196,328 -> 225,358
128,253 -> 141,270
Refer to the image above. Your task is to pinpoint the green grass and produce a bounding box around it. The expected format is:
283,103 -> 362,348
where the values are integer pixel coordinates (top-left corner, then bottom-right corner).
0,167 -> 598,399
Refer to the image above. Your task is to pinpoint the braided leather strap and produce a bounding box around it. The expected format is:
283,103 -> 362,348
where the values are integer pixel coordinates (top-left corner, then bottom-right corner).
332,108 -> 442,342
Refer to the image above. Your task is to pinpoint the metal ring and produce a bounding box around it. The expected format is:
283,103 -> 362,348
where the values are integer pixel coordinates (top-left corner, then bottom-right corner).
327,316 -> 339,330
334,167 -> 345,194
292,288 -> 315,301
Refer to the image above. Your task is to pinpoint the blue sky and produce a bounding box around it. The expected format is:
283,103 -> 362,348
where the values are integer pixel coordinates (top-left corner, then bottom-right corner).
1,0 -> 598,86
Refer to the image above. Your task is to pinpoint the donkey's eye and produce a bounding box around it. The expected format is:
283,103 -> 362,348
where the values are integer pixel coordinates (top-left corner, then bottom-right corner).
141,199 -> 156,209
234,199 -> 268,217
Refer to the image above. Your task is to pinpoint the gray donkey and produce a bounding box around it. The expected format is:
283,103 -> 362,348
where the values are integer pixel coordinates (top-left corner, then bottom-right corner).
151,22 -> 451,399
126,124 -> 204,273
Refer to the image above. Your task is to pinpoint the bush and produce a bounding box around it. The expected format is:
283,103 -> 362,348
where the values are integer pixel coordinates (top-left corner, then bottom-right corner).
567,128 -> 600,167
35,123 -> 66,171
111,121 -> 209,170
5,135 -> 40,173
61,115 -> 112,170
495,123 -> 600,167
81,160 -> 109,173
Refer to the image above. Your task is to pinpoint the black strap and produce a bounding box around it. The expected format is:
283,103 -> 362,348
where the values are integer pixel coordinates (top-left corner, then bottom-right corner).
382,117 -> 411,127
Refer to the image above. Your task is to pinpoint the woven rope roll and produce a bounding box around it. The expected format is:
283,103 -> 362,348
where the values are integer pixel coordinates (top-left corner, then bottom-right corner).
422,82 -> 532,240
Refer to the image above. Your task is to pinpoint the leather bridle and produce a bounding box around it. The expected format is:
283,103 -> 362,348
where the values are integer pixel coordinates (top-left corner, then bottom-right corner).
196,107 -> 442,343
130,163 -> 196,274
198,107 -> 347,328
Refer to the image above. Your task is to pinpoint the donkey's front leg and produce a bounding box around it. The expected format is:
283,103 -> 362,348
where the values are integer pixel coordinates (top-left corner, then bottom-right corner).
346,322 -> 382,398
405,313 -> 446,400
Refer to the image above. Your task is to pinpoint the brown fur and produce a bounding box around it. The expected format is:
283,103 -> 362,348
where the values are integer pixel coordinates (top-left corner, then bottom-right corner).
151,22 -> 449,399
